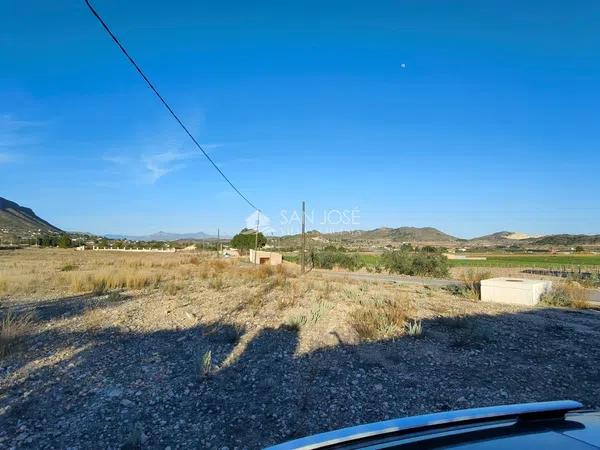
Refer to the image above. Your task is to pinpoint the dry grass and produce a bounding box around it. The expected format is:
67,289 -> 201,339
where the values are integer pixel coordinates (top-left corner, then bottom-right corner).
349,295 -> 414,341
0,311 -> 33,357
163,281 -> 184,296
70,270 -> 162,295
0,248 -> 534,356
540,281 -> 590,309
208,276 -> 226,291
81,307 -> 106,332
458,269 -> 491,300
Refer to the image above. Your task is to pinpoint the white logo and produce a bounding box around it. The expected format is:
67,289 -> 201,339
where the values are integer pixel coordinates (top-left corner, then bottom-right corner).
245,211 -> 275,234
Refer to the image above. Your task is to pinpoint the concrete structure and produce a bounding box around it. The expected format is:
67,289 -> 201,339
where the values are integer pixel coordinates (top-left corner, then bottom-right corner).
481,277 -> 552,306
92,246 -> 176,253
222,248 -> 240,258
249,249 -> 283,266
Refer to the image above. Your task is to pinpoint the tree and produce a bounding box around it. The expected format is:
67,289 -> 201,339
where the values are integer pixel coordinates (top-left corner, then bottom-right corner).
230,228 -> 266,251
57,234 -> 72,248
575,246 -> 585,252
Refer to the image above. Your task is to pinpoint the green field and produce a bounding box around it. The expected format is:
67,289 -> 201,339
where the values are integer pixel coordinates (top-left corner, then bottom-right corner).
285,252 -> 600,270
447,254 -> 600,268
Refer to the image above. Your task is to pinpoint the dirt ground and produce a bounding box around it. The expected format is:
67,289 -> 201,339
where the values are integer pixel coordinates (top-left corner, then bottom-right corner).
1,249 -> 600,449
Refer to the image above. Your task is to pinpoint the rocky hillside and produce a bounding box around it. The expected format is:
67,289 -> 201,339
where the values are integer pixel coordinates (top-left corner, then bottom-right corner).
0,196 -> 62,238
530,234 -> 600,246
330,226 -> 458,243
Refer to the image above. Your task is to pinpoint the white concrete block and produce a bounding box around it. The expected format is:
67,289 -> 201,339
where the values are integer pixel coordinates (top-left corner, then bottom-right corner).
481,277 -> 552,306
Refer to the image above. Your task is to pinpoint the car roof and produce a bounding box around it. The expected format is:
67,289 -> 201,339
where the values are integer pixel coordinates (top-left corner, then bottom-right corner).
265,401 -> 600,449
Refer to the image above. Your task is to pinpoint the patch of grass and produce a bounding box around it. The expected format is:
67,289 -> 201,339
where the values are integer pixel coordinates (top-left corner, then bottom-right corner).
0,311 -> 33,358
107,291 -> 123,302
405,319 -> 423,337
277,283 -> 301,310
309,301 -> 331,324
71,271 -> 162,294
285,314 -> 307,330
82,308 -> 105,331
457,269 -> 491,300
163,281 -> 183,296
207,276 -> 226,291
0,278 -> 8,295
318,281 -> 333,300
92,279 -> 108,296
349,296 -> 413,341
201,350 -> 213,378
540,282 -> 590,309
60,263 -> 78,272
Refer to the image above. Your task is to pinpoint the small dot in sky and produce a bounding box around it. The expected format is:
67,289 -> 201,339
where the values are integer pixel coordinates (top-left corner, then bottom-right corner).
400,63 -> 406,68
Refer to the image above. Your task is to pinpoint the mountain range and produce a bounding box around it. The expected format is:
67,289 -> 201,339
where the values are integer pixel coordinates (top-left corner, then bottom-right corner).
1,196 -> 598,246
104,231 -> 227,241
285,227 -> 600,247
0,196 -> 62,237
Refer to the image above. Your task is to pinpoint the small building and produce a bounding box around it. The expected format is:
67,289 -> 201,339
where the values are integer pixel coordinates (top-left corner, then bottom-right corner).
249,249 -> 282,266
481,277 -> 552,306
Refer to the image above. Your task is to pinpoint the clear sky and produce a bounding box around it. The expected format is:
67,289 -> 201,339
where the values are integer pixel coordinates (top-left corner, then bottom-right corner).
1,0 -> 599,238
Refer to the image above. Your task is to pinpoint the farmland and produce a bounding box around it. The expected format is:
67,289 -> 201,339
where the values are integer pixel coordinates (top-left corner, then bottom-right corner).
446,254 -> 600,268
285,251 -> 600,272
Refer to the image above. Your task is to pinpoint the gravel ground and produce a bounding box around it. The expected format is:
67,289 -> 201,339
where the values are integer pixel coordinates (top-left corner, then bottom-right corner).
1,256 -> 600,449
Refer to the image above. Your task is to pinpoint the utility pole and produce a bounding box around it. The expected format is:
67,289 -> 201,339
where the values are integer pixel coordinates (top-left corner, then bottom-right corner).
301,201 -> 306,274
217,228 -> 220,257
254,210 -> 260,264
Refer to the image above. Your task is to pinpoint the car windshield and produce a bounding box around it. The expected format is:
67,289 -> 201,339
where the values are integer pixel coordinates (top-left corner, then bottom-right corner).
1,1 -> 599,449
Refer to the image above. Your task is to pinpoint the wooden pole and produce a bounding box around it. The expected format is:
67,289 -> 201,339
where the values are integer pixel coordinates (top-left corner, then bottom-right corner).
254,210 -> 260,264
301,201 -> 306,274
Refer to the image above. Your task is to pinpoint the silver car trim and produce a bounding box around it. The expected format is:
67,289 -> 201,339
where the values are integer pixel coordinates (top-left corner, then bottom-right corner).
264,400 -> 583,450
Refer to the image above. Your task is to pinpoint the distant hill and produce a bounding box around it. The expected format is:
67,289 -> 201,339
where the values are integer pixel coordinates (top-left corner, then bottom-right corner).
470,231 -> 542,243
105,231 -> 227,242
0,196 -> 62,237
279,226 -> 459,247
335,226 -> 458,242
529,234 -> 600,246
278,227 -> 600,249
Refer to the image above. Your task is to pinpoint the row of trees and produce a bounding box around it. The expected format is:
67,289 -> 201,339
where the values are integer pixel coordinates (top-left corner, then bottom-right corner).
32,234 -> 73,248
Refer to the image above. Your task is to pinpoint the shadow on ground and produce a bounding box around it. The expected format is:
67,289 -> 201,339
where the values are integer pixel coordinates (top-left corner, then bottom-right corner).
0,292 -> 133,325
1,302 -> 600,449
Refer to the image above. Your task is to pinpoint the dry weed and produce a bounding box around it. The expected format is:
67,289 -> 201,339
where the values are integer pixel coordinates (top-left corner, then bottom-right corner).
0,311 -> 33,357
541,281 -> 590,309
458,269 -> 491,300
349,295 -> 414,341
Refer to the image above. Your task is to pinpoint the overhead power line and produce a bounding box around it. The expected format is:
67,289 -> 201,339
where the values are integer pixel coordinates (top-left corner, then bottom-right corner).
84,0 -> 260,212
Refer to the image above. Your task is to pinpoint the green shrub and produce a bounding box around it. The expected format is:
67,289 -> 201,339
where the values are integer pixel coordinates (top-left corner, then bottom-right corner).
308,251 -> 364,271
540,282 -> 589,309
382,250 -> 449,277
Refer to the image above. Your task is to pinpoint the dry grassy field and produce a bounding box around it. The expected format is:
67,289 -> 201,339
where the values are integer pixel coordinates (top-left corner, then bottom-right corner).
1,248 -> 600,449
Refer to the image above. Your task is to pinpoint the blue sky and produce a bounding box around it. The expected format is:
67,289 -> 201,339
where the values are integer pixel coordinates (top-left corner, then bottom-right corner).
1,0 -> 599,238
